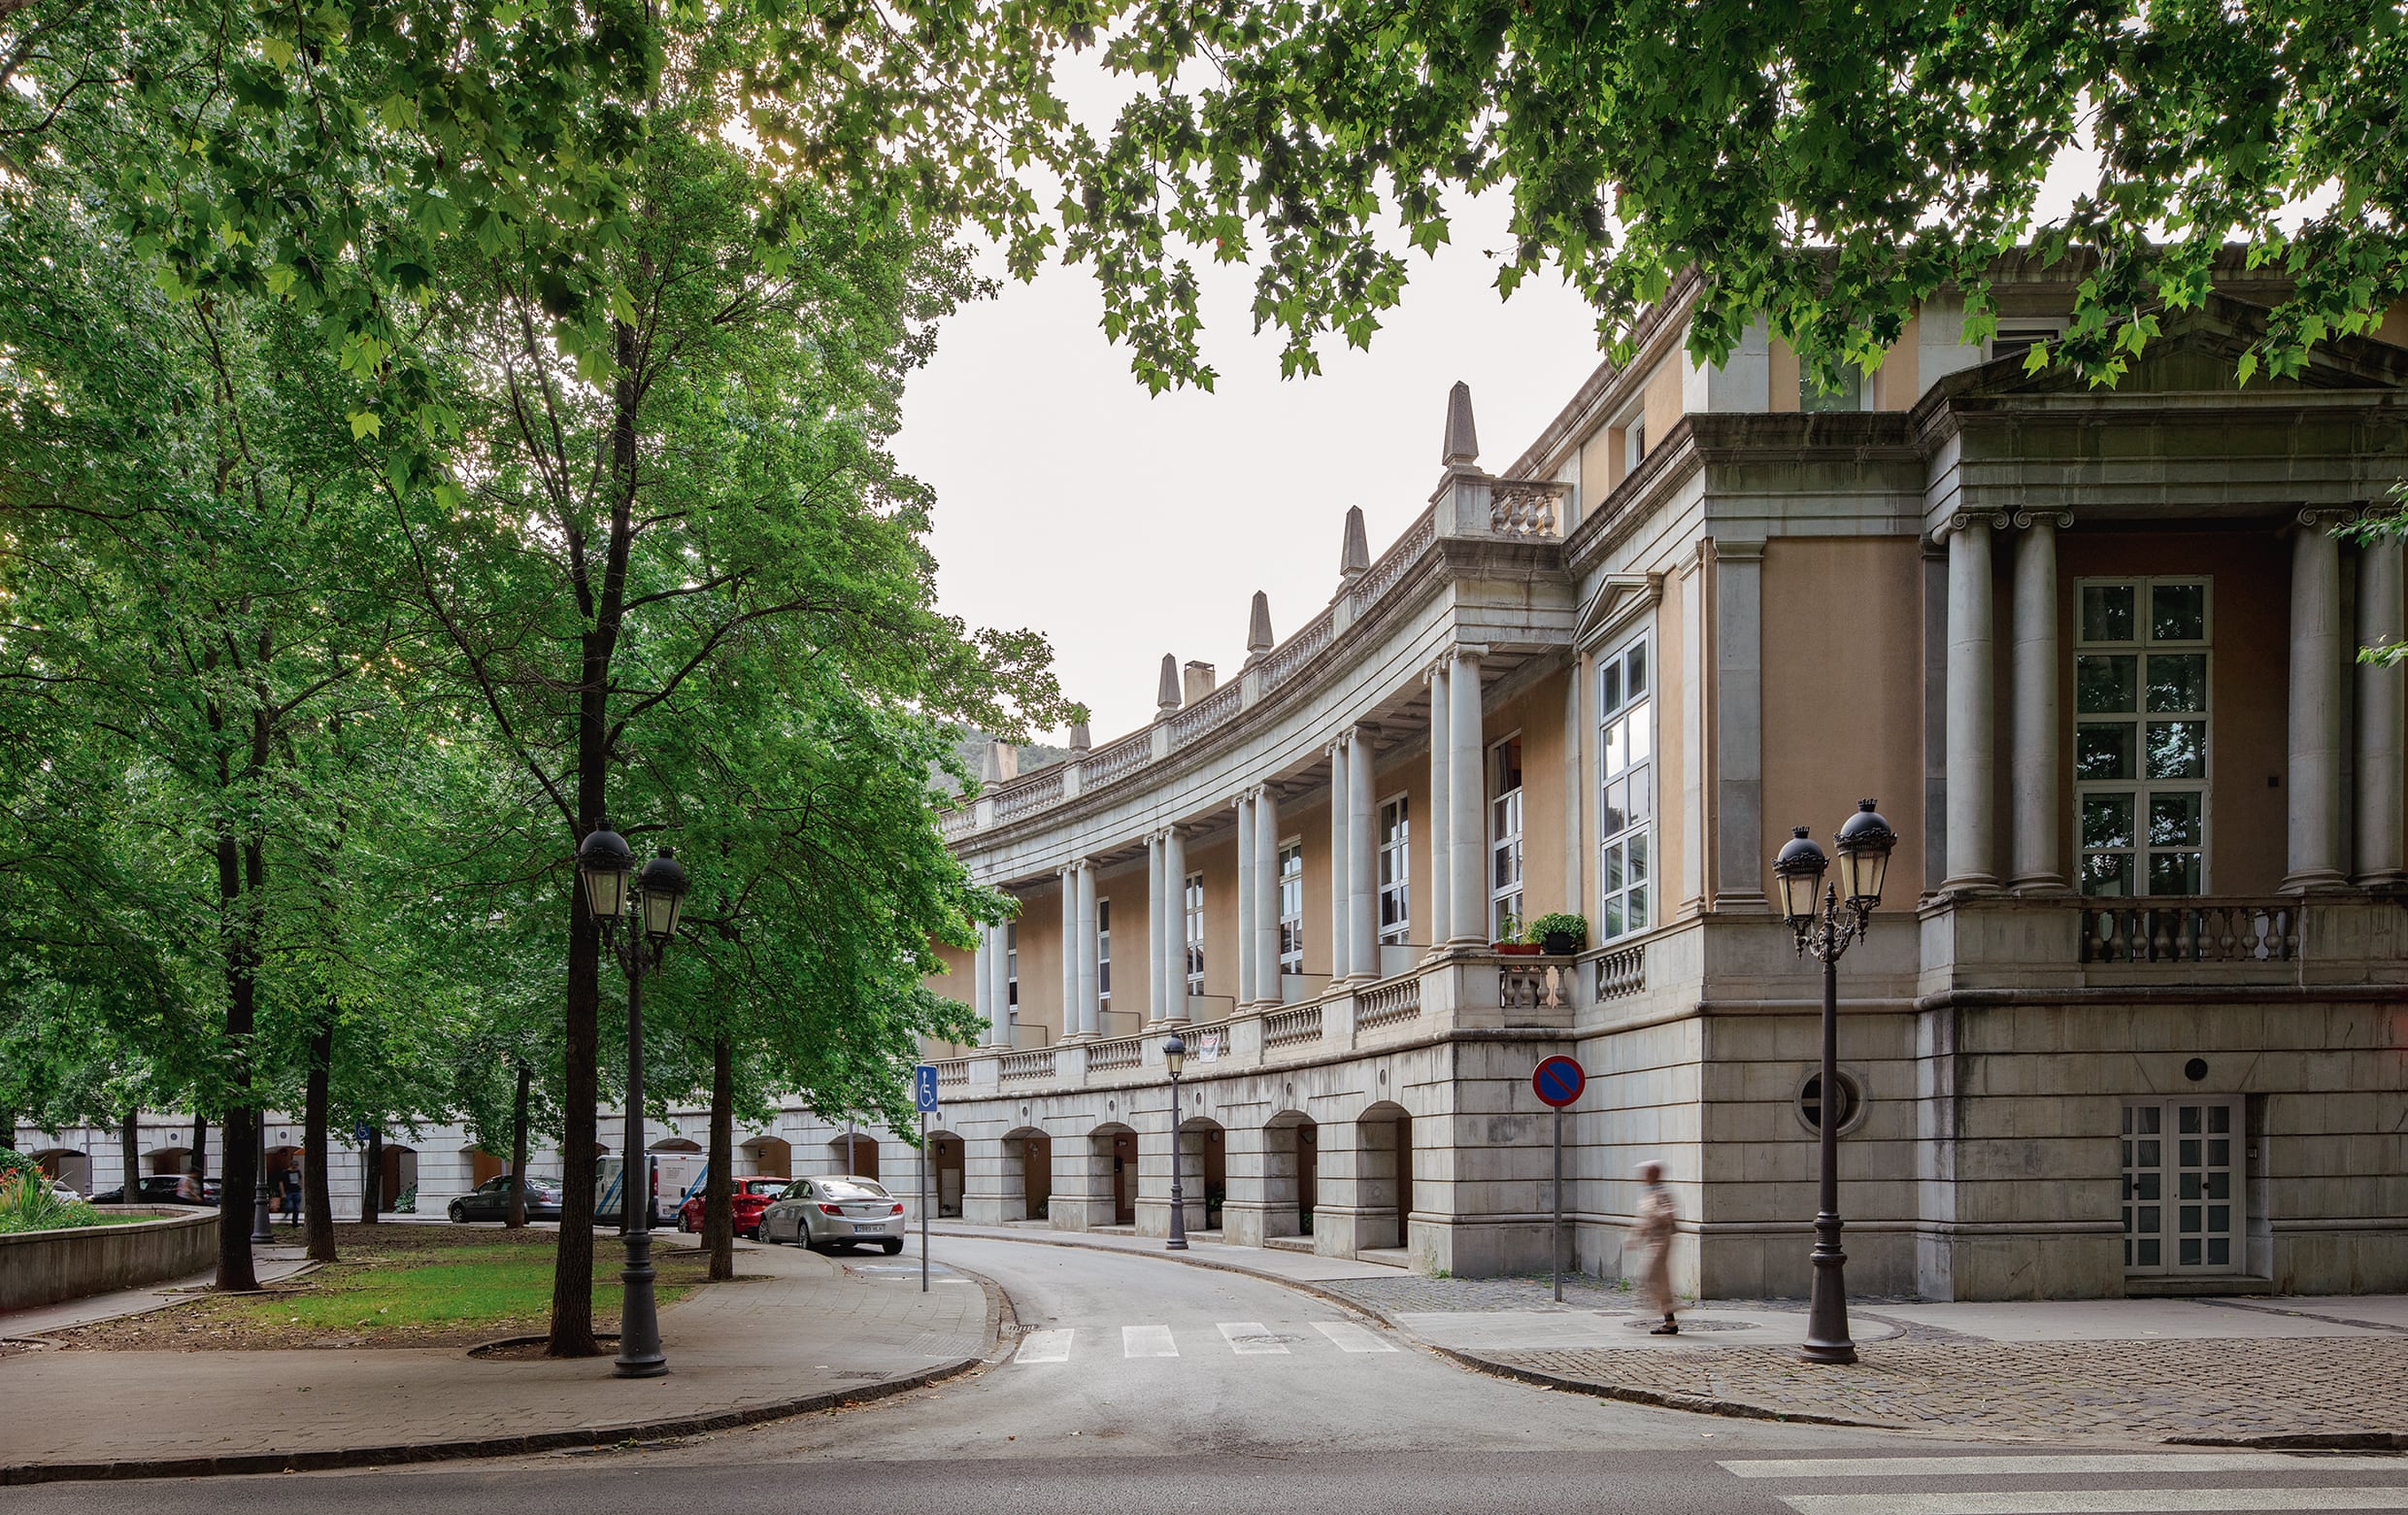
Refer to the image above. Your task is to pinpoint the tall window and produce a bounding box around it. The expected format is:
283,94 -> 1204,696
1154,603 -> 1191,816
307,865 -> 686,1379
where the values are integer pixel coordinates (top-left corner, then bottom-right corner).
1800,367 -> 1864,411
1489,734 -> 1524,938
2076,579 -> 2210,895
1096,899 -> 1112,1007
1377,796 -> 1411,945
1183,871 -> 1205,996
1599,633 -> 1654,940
1277,842 -> 1303,975
1005,923 -> 1019,1018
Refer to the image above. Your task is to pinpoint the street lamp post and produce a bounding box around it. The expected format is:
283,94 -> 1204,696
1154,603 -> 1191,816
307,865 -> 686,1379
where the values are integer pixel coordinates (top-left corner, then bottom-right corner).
1162,1034 -> 1188,1252
577,823 -> 690,1380
250,1109 -> 273,1244
1772,798 -> 1896,1368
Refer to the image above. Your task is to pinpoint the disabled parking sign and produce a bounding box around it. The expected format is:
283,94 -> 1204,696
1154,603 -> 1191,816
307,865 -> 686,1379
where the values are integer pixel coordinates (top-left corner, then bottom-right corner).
914,1063 -> 940,1114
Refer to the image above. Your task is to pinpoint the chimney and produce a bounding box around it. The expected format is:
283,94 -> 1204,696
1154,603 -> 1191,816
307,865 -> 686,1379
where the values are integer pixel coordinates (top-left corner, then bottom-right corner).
1183,660 -> 1218,705
1338,505 -> 1371,586
1244,590 -> 1274,665
1155,653 -> 1182,716
1443,379 -> 1479,467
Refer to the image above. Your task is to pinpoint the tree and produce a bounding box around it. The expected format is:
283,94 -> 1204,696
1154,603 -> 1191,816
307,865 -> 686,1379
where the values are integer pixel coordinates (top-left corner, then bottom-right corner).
1059,0 -> 2408,391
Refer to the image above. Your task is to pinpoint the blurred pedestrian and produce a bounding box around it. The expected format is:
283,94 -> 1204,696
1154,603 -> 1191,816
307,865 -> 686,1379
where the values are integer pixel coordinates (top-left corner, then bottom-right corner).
1628,1161 -> 1680,1335
279,1164 -> 302,1227
174,1170 -> 201,1204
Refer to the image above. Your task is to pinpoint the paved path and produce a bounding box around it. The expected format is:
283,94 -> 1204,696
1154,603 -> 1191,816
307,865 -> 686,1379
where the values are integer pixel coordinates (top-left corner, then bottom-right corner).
931,1223 -> 2408,1447
0,1235 -> 994,1481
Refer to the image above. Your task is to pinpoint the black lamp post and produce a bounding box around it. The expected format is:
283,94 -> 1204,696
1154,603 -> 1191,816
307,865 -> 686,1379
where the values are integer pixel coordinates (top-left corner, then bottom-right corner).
578,823 -> 689,1380
1773,798 -> 1896,1367
1162,1033 -> 1188,1252
250,1108 -> 273,1244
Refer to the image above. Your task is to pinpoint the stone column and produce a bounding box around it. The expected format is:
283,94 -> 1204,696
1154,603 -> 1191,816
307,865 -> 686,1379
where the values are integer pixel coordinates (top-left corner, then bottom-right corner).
1941,516 -> 1999,893
1147,832 -> 1167,1022
1058,868 -> 1078,1039
1253,788 -> 1281,1005
2356,536 -> 2406,886
1425,661 -> 1453,954
988,919 -> 1015,1045
1328,737 -> 1353,980
2008,513 -> 2068,892
1447,650 -> 1488,946
1233,792 -> 1256,1007
1347,724 -> 1379,981
971,923 -> 993,1040
1161,824 -> 1188,1022
961,1135 -> 1026,1226
1075,861 -> 1100,1038
2288,514 -> 2349,892
1048,1132 -> 1114,1231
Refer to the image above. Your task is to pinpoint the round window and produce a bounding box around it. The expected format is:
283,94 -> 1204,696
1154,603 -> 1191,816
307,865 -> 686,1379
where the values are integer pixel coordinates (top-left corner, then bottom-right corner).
1795,1069 -> 1867,1136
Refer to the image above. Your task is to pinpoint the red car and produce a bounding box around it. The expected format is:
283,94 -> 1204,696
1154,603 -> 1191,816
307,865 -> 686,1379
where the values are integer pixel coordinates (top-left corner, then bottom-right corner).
676,1176 -> 788,1238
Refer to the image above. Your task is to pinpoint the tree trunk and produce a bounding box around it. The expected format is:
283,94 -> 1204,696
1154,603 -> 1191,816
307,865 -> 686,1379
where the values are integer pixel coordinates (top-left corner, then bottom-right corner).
302,1013 -> 336,1262
117,1104 -> 140,1205
506,1063 -> 531,1229
547,889 -> 602,1355
706,1034 -> 735,1281
191,1112 -> 208,1186
361,1127 -> 382,1224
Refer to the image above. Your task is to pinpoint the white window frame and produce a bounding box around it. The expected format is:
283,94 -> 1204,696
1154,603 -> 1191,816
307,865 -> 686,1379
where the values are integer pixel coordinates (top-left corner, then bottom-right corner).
1277,840 -> 1303,976
1377,794 -> 1410,946
2074,577 -> 2212,897
1798,364 -> 1866,412
1489,732 -> 1524,940
2122,1096 -> 2244,1276
1183,870 -> 1205,996
1005,923 -> 1019,1018
1597,631 -> 1655,942
1989,320 -> 2065,366
1096,898 -> 1111,1007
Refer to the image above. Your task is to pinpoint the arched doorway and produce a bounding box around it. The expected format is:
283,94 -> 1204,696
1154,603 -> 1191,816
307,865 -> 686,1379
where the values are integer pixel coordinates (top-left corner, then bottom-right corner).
828,1132 -> 880,1184
32,1148 -> 91,1194
465,1148 -> 506,1188
1179,1117 -> 1225,1231
148,1145 -> 194,1176
740,1134 -> 791,1179
927,1131 -> 965,1217
1088,1122 -> 1138,1228
1355,1101 -> 1411,1251
1260,1112 -> 1317,1237
381,1144 -> 419,1212
1004,1128 -> 1051,1220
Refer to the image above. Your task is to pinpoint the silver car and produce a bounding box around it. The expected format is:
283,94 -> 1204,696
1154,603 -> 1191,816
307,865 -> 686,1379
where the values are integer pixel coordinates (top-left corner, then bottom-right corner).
759,1175 -> 906,1254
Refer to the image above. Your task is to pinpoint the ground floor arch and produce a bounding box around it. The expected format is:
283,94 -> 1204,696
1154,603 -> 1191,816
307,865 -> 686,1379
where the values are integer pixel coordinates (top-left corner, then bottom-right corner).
32,1148 -> 90,1194
1006,1127 -> 1052,1220
380,1144 -> 418,1211
1179,1116 -> 1226,1231
740,1134 -> 792,1179
828,1131 -> 880,1184
464,1147 -> 505,1187
147,1145 -> 193,1176
927,1130 -> 965,1217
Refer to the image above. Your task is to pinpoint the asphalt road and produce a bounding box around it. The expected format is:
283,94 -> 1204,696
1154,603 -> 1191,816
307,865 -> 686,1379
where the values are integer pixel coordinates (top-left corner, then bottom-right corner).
13,1235 -> 2405,1513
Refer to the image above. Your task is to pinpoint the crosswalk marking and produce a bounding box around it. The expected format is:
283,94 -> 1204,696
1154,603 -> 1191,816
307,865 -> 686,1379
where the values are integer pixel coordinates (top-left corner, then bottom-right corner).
1122,1324 -> 1179,1358
1781,1492 -> 2408,1515
1311,1320 -> 1397,1353
1723,1454 -> 2405,1479
1013,1329 -> 1072,1364
1218,1322 -> 1289,1355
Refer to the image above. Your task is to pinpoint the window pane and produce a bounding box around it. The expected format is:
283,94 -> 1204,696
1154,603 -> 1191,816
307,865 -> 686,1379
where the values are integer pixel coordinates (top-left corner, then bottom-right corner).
2148,791 -> 2203,847
1604,721 -> 1627,777
2145,721 -> 2206,780
2207,1237 -> 2229,1265
2151,583 -> 2206,643
1799,367 -> 1863,412
2082,584 -> 2136,643
2146,654 -> 2208,714
2207,1106 -> 2229,1133
2082,852 -> 2134,895
2077,655 -> 2138,713
1625,708 -> 1651,764
2077,723 -> 2136,780
1604,842 -> 1623,892
1600,660 -> 1622,716
1628,830 -> 1649,881
2082,795 -> 2134,851
1604,895 -> 1623,937
2137,1172 -> 2160,1200
2148,851 -> 2203,895
1626,642 -> 1647,696
1628,766 -> 1653,832
1603,779 -> 1627,837
1628,885 -> 1648,928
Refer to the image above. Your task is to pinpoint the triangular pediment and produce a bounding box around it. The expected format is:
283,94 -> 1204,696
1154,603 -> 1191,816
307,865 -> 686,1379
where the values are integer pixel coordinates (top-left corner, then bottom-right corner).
1942,295 -> 2408,404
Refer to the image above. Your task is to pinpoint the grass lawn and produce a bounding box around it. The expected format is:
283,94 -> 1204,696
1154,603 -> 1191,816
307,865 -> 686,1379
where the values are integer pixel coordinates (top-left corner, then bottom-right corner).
55,1224 -> 714,1351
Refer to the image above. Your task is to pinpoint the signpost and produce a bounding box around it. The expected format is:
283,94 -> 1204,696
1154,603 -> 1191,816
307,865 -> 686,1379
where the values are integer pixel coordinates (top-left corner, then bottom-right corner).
913,1064 -> 940,1294
1531,1055 -> 1587,1303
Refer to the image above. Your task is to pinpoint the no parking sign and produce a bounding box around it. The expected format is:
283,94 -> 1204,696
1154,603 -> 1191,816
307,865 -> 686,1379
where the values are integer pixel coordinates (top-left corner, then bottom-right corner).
1532,1054 -> 1586,1301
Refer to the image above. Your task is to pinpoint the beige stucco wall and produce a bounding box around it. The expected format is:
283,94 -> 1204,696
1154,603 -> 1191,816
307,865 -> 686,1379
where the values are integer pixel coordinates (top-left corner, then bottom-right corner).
1758,537 -> 1927,899
1641,361 -> 1683,456
1095,854 -> 1150,1021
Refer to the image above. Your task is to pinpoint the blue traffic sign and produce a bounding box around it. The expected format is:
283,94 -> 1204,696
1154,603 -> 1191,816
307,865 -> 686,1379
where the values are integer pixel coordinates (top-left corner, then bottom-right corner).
1532,1055 -> 1586,1109
914,1063 -> 941,1113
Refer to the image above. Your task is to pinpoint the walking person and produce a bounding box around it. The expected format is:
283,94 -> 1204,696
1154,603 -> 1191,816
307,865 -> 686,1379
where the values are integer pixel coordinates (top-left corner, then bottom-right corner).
279,1163 -> 302,1227
1628,1161 -> 1681,1335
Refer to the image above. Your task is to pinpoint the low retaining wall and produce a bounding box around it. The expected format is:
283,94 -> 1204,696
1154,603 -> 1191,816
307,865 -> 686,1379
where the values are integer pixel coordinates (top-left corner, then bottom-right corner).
0,1208 -> 219,1314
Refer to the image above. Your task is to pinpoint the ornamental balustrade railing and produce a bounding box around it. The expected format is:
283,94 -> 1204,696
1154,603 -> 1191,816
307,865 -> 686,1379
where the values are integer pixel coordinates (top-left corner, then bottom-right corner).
2077,898 -> 2303,964
1346,510 -> 1436,618
1488,480 -> 1567,539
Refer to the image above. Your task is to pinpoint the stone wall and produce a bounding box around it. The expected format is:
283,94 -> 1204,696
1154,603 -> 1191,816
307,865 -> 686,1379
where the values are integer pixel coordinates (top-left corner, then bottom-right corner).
0,1208 -> 218,1312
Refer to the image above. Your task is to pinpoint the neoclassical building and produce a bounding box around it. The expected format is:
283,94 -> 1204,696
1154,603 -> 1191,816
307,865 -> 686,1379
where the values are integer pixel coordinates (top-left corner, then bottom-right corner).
916,258 -> 2408,1300
23,259 -> 2407,1301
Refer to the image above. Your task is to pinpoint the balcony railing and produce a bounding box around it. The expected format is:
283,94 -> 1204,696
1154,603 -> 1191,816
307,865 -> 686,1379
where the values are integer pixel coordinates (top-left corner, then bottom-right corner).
2078,899 -> 2302,964
1261,1003 -> 1325,1050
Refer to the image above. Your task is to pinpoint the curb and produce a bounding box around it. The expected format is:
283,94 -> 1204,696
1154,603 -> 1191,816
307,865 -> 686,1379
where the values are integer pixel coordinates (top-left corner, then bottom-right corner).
930,1228 -> 2408,1453
0,1261 -> 1007,1487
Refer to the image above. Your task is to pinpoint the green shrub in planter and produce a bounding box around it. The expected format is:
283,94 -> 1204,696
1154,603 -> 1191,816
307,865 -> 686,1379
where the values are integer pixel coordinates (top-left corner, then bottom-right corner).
0,1150 -> 99,1233
1527,913 -> 1589,955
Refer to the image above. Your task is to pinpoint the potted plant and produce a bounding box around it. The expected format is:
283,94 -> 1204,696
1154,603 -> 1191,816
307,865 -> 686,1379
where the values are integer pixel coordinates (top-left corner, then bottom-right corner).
1528,912 -> 1589,956
1492,913 -> 1542,955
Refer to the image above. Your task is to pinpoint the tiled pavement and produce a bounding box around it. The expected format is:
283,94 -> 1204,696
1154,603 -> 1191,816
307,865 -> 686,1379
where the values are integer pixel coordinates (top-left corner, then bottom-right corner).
0,1238 -> 996,1481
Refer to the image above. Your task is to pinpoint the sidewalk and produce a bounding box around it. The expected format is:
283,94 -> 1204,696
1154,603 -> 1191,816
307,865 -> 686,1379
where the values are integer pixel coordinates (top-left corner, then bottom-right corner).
0,1236 -> 998,1484
932,1223 -> 2408,1448
0,1243 -> 318,1337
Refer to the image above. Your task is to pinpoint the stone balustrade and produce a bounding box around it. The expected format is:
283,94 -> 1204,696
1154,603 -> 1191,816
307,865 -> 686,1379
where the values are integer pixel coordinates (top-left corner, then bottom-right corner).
1920,893 -> 2408,993
2078,898 -> 2301,964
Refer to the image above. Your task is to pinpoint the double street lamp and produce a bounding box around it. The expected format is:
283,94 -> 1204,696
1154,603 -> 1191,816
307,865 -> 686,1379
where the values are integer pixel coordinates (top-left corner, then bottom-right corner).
1772,798 -> 1896,1367
577,821 -> 690,1380
1162,1033 -> 1188,1252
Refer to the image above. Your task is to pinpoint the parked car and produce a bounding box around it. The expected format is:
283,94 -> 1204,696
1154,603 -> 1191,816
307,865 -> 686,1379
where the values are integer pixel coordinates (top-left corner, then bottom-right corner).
757,1176 -> 906,1254
676,1176 -> 788,1238
87,1174 -> 220,1204
447,1174 -> 564,1223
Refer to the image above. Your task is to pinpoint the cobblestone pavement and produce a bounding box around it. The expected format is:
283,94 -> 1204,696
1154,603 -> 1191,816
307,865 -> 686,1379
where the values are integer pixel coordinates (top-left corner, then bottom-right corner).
0,1240 -> 996,1480
1480,1336 -> 2408,1444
